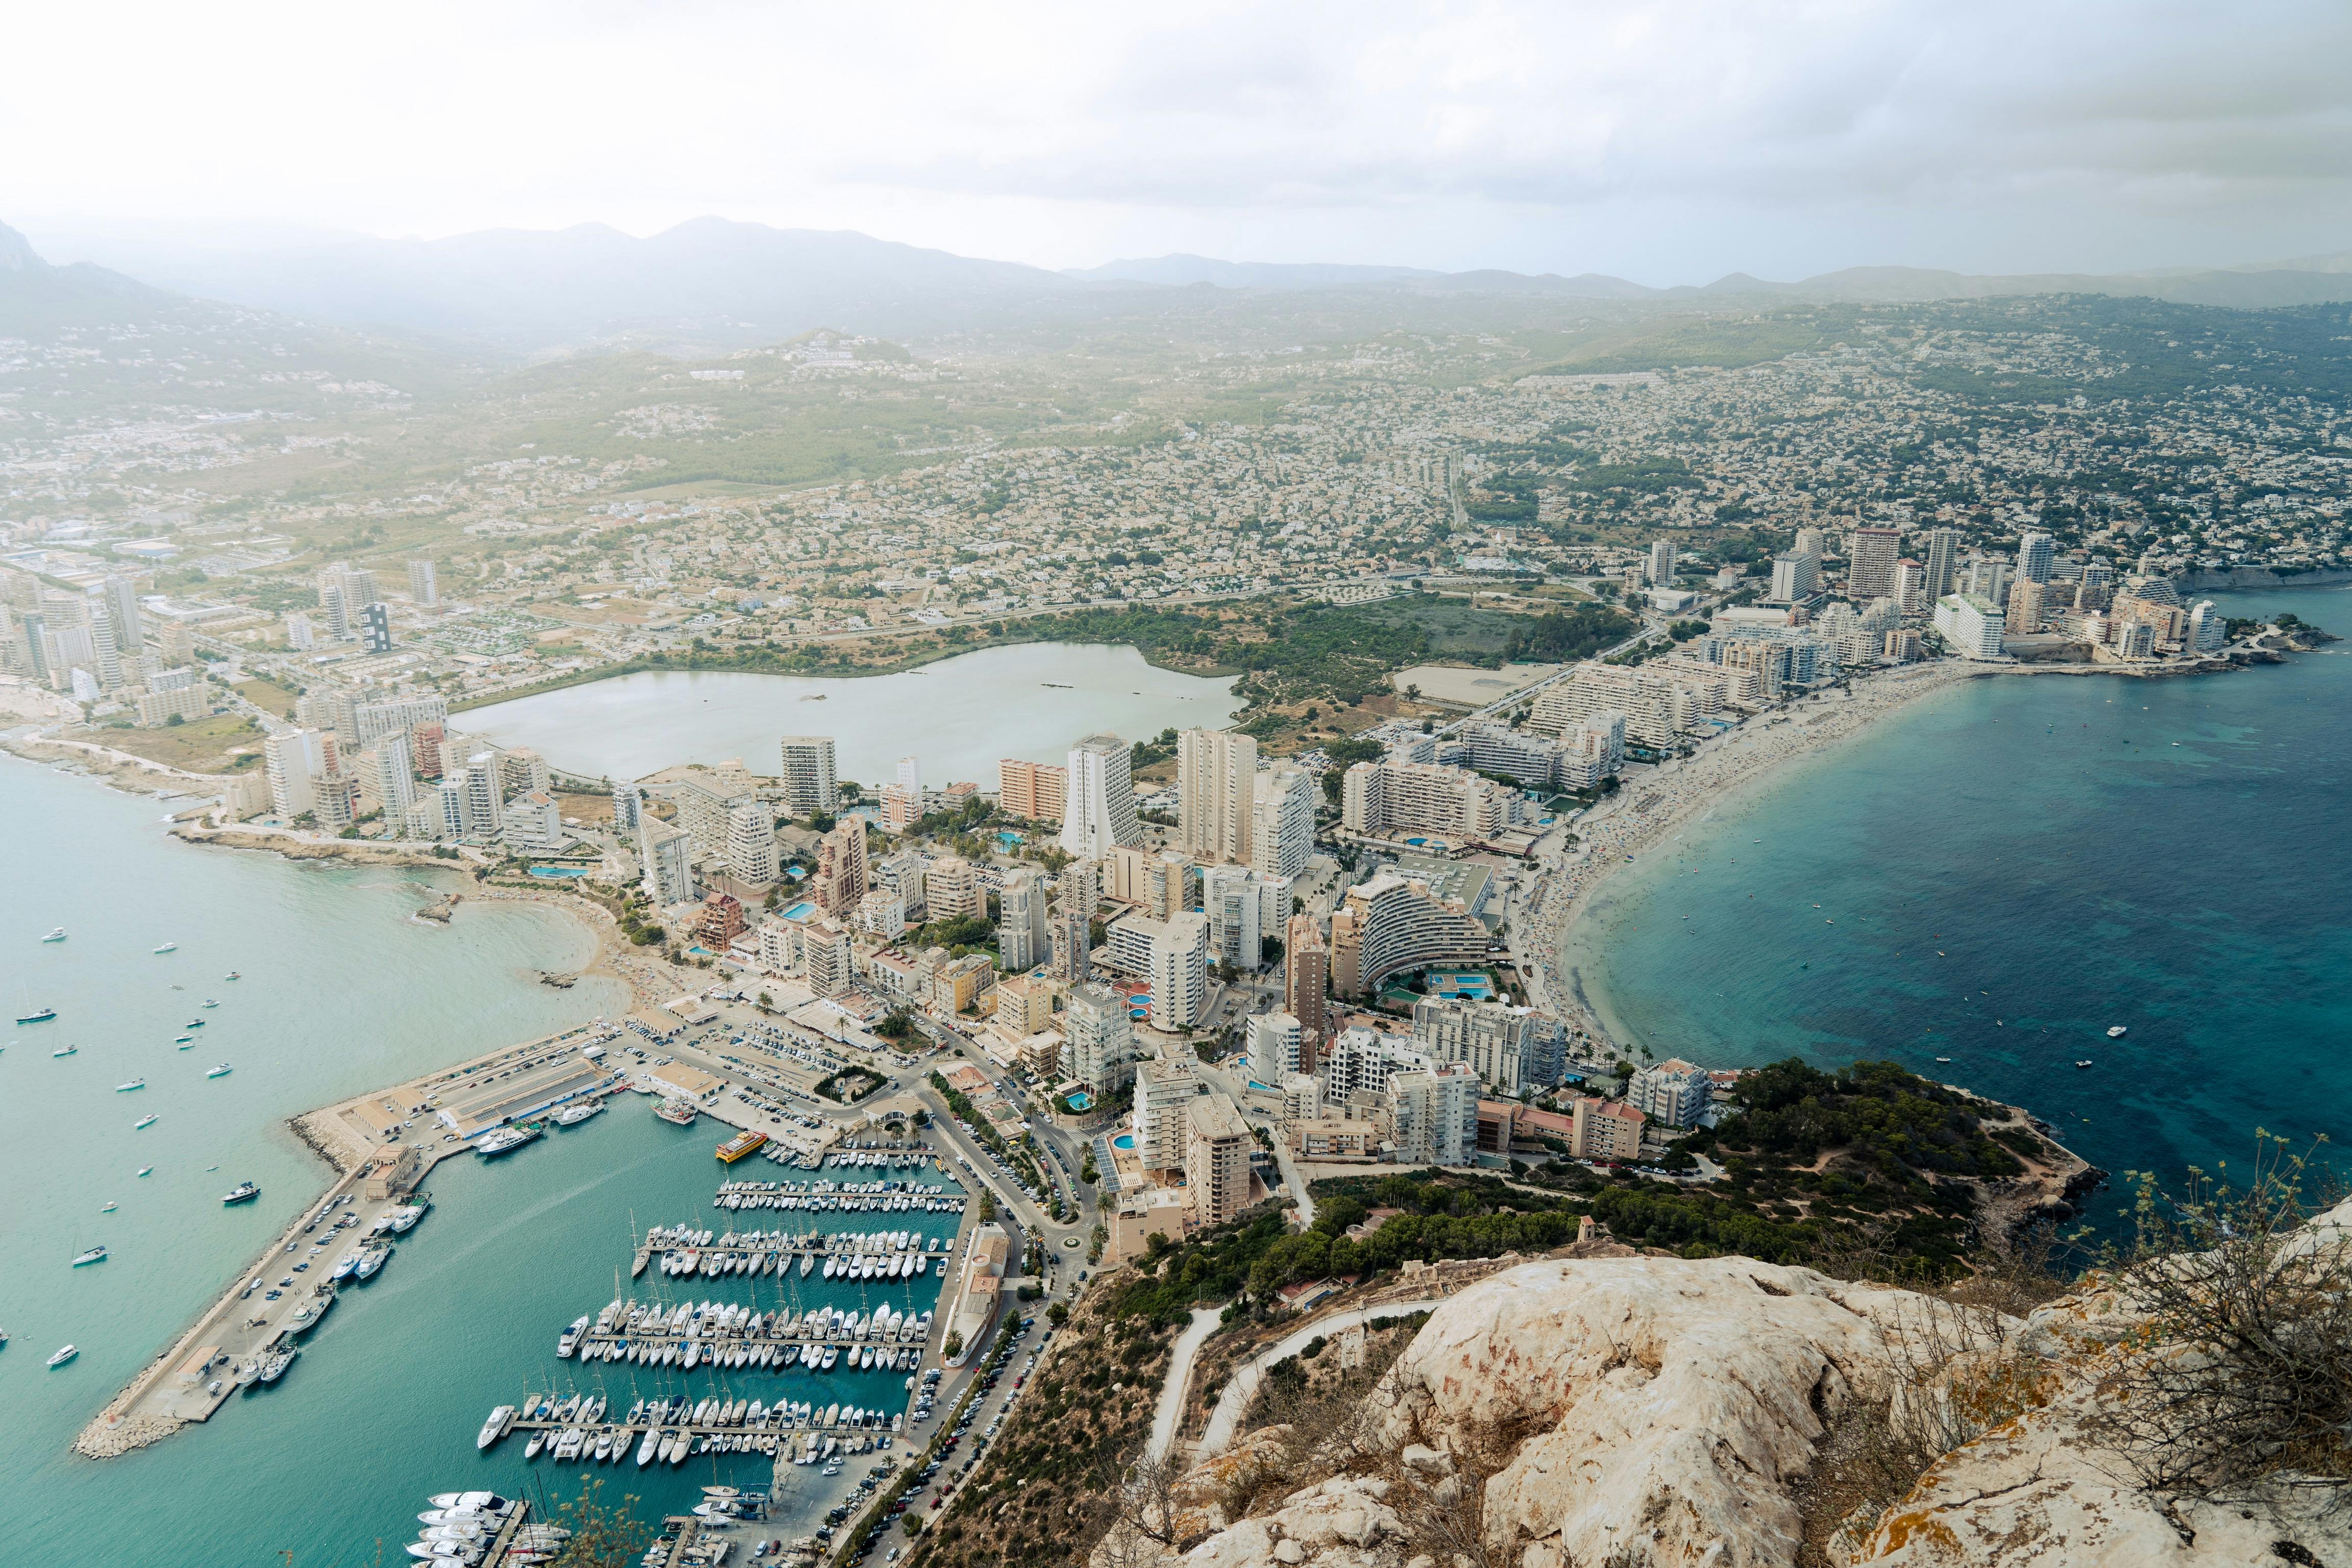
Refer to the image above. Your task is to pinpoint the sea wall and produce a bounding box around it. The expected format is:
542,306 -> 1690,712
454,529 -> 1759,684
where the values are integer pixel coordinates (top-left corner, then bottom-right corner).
2171,565 -> 2352,591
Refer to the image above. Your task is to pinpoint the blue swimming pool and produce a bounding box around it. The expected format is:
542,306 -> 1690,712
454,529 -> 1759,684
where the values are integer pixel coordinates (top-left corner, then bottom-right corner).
527,866 -> 590,879
1111,1133 -> 1136,1151
780,900 -> 816,920
1065,1090 -> 1093,1112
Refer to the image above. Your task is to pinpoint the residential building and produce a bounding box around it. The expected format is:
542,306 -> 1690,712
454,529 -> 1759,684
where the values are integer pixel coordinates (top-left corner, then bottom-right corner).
875,846 -> 925,914
1340,757 -> 1509,843
1922,526 -> 1962,600
803,918 -> 856,998
1932,593 -> 2007,659
1184,1094 -> 1252,1228
1629,1058 -> 1711,1129
360,601 -> 393,654
935,952 -> 995,1014
694,892 -> 748,948
102,574 -> 143,656
1409,996 -> 1542,1095
1284,914 -> 1328,1067
1290,1117 -> 1379,1162
1768,552 -> 1820,604
1570,1096 -> 1646,1161
2017,530 -> 2055,584
1149,911 -> 1211,1032
263,728 -> 328,819
356,731 -> 418,819
641,819 -> 695,906
777,736 -> 839,817
1847,526 -> 1903,602
1329,872 -> 1491,996
1177,728 -> 1256,865
726,799 -> 779,887
498,746 -> 552,802
1132,1054 -> 1199,1172
1062,983 -> 1136,1093
1141,849 -> 1192,921
1279,1073 -> 1324,1128
1247,1011 -> 1303,1085
1200,863 -> 1266,969
134,682 -> 206,727
459,757 -> 505,837
1390,1063 -> 1480,1166
1646,538 -> 1675,585
2005,577 -> 2048,635
1250,764 -> 1316,880
2189,599 -> 2227,651
926,854 -> 982,921
813,820 -> 869,916
407,558 -> 438,606
855,887 -> 908,940
1059,733 -> 1141,857
1321,1024 -> 1433,1100
997,869 -> 1049,973
611,783 -> 641,836
1049,860 -> 1093,983
997,757 -> 1067,823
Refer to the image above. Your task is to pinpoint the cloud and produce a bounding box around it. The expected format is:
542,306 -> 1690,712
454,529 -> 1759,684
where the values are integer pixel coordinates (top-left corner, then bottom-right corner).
5,0 -> 2348,278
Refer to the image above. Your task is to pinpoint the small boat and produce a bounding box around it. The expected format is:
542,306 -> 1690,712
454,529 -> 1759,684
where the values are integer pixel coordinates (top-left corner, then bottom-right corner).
2075,1060 -> 2094,1069
222,1181 -> 261,1205
154,943 -> 178,954
176,1035 -> 193,1045
17,1007 -> 57,1024
53,1044 -> 77,1058
136,1166 -> 153,1177
203,999 -> 219,1008
71,1245 -> 108,1266
116,1079 -> 145,1092
553,1101 -> 604,1128
206,1063 -> 232,1079
1933,1056 -> 1951,1063
101,1202 -> 117,1213
134,1115 -> 157,1130
2106,1025 -> 2127,1038
42,928 -> 66,942
185,1019 -> 205,1028
225,972 -> 240,980
47,1345 -> 77,1368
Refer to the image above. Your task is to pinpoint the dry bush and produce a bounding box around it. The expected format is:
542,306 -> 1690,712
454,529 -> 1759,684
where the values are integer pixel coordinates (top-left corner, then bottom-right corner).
1213,1327 -> 1414,1516
2093,1134 -> 2352,1509
1355,1391 -> 1551,1568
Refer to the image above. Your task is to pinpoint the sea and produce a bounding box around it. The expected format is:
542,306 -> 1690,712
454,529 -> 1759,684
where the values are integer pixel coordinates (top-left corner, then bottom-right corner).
0,757 -> 957,1565
458,641 -> 1241,786
1562,584 -> 2352,1218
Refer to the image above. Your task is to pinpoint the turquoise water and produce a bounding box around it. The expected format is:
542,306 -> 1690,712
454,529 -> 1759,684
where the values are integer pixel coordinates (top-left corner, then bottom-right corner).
1566,584 -> 2352,1203
0,757 -> 954,1563
459,641 -> 1241,786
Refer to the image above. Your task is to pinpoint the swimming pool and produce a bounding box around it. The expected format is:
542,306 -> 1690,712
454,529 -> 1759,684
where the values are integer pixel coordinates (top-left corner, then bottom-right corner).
780,900 -> 816,920
527,866 -> 590,879
1065,1090 -> 1093,1112
1111,1134 -> 1136,1152
994,830 -> 1026,851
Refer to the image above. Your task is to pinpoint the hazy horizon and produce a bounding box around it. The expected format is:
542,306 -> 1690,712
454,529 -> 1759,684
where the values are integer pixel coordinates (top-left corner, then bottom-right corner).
9,1 -> 2351,286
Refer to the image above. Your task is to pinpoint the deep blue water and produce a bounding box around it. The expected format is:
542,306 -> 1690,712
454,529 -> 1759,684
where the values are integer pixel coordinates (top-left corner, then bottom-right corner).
1565,584 -> 2352,1209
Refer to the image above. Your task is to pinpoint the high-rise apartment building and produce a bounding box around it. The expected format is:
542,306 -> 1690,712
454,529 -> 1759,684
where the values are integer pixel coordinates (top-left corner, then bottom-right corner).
1149,911 -> 1210,1032
102,574 -> 143,656
813,820 -> 869,915
1647,538 -> 1676,585
263,728 -> 328,819
1177,729 -> 1256,865
1341,757 -> 1509,843
1131,1054 -> 1199,1171
1923,527 -> 1962,600
1284,913 -> 1328,1068
641,819 -> 695,906
1059,734 -> 1141,858
407,559 -> 438,607
726,800 -> 779,887
1329,872 -> 1490,997
2005,578 -> 2048,635
357,730 -> 418,819
611,783 -> 642,836
1390,1063 -> 1480,1167
996,869 -> 1049,973
1409,995 -> 1542,1095
1200,863 -> 1265,969
1846,527 -> 1903,602
2016,530 -> 2055,584
1247,1011 -> 1303,1085
498,747 -> 552,801
460,756 -> 506,836
1184,1094 -> 1252,1228
926,854 -> 982,921
1063,983 -> 1135,1093
997,758 -> 1067,823
361,601 -> 393,654
777,736 -> 838,817
1628,1058 -> 1712,1129
1050,861 -> 1094,983
2189,599 -> 2227,652
1769,553 -> 1820,604
1932,593 -> 2007,659
1250,764 -> 1315,880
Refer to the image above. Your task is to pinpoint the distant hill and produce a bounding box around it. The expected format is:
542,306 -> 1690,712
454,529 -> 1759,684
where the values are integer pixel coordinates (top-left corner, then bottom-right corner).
67,218 -> 1113,354
0,221 -> 181,332
1064,254 -> 1443,289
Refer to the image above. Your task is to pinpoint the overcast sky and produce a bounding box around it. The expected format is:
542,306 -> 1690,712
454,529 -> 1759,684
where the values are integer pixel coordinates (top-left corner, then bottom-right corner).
11,0 -> 2351,282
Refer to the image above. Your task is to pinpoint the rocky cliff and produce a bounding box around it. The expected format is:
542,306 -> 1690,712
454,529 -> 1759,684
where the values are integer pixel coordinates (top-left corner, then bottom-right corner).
1140,1202 -> 2352,1568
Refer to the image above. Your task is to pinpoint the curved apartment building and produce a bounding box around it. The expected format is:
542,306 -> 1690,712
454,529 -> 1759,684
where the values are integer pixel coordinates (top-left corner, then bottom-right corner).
1329,871 -> 1490,997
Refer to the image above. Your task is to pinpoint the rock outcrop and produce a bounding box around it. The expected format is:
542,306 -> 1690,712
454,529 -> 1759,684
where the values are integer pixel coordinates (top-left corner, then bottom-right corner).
1153,1209 -> 2352,1568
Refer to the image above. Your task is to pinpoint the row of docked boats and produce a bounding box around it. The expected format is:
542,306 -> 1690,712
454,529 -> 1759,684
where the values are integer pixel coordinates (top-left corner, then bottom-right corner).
329,1242 -> 393,1283
559,1304 -> 934,1369
473,1124 -> 543,1158
400,1490 -> 567,1566
481,1392 -> 907,1464
652,1231 -> 943,1281
231,1333 -> 300,1389
713,1179 -> 962,1214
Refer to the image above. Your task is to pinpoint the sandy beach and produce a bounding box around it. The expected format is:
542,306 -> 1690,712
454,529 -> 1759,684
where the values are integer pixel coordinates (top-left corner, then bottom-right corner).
1527,659 -> 1983,1055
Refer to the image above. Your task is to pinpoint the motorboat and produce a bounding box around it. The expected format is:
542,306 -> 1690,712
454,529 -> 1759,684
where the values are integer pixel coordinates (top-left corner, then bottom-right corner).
2075,1060 -> 2095,1069
154,943 -> 177,953
186,1019 -> 205,1028
206,1063 -> 233,1079
48,1344 -> 77,1368
136,1166 -> 153,1177
116,1079 -> 145,1092
53,1044 -> 77,1058
101,1202 -> 117,1213
353,1244 -> 391,1280
16,1006 -> 56,1024
42,928 -> 66,942
177,1037 -> 193,1046
203,998 -> 219,1008
554,1100 -> 604,1128
477,1406 -> 517,1451
134,1116 -> 158,1130
71,1245 -> 108,1266
225,972 -> 240,980
476,1125 -> 541,1157
223,1181 -> 261,1205
2106,1025 -> 2127,1038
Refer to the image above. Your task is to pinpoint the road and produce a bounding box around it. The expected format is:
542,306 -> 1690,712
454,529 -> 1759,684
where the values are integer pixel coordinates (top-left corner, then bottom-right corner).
1146,1307 -> 1224,1463
1194,1298 -> 1449,1458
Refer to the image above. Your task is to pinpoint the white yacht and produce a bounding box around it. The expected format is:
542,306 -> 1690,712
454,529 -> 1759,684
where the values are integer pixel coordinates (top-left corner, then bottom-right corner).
42,927 -> 66,943
153,942 -> 177,954
477,1406 -> 517,1451
47,1344 -> 77,1368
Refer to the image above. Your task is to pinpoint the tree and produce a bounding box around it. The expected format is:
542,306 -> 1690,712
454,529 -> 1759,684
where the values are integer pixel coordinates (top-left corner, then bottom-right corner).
976,1189 -> 998,1223
943,1330 -> 964,1361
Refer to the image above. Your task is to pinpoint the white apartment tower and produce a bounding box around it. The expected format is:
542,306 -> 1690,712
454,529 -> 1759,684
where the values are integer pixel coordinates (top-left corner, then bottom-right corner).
1062,983 -> 1136,1093
640,819 -> 695,906
1177,728 -> 1257,865
996,869 -> 1049,974
1246,1011 -> 1303,1085
1059,734 -> 1142,859
407,559 -> 439,606
1647,538 -> 1676,586
1148,911 -> 1211,1033
1250,764 -> 1315,880
726,800 -> 780,886
777,736 -> 839,817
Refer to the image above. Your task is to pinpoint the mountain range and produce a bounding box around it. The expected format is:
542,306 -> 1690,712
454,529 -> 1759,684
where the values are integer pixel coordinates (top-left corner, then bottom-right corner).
11,216 -> 2352,355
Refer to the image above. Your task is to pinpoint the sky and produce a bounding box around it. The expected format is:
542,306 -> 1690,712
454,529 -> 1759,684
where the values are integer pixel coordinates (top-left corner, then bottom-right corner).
10,0 -> 2352,284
